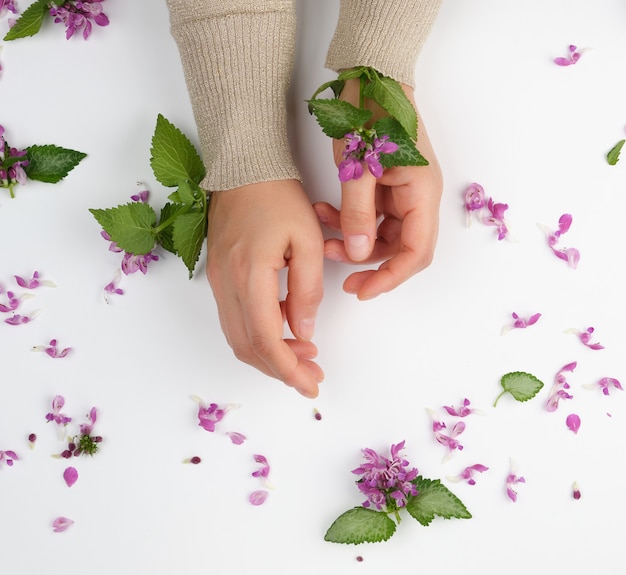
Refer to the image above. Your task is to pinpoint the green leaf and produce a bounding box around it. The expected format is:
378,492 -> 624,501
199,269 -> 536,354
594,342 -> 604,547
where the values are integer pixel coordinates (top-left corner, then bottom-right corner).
156,202 -> 184,254
89,202 -> 157,255
607,139 -> 625,166
406,476 -> 472,527
150,114 -> 205,187
23,145 -> 87,184
493,371 -> 545,407
172,211 -> 207,278
337,66 -> 370,82
309,78 -> 346,105
306,99 -> 372,139
3,0 -> 49,41
374,117 -> 429,169
363,72 -> 417,140
324,507 -> 396,545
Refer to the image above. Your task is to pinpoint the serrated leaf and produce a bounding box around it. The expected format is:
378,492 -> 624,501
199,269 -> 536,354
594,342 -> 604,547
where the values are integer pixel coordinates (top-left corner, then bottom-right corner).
89,202 -> 157,255
337,66 -> 370,82
607,139 -> 625,166
374,117 -> 429,169
364,73 -> 417,140
156,202 -> 185,254
307,99 -> 372,139
150,114 -> 205,187
324,507 -> 396,545
406,476 -> 472,527
23,145 -> 87,184
3,0 -> 48,41
493,371 -> 545,406
172,211 -> 207,278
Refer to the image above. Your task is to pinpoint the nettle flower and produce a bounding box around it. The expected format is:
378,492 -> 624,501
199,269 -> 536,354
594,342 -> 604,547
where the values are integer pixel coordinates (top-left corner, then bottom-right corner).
426,408 -> 466,459
338,129 -> 398,182
554,44 -> 584,66
0,290 -> 33,313
50,0 -> 110,40
546,361 -> 576,412
192,396 -> 236,432
538,214 -> 580,269
0,0 -> 18,18
0,450 -> 19,468
15,270 -> 56,289
482,198 -> 509,240
463,183 -> 510,240
59,407 -> 102,458
565,326 -> 604,350
46,395 -> 72,427
352,440 -> 419,512
52,517 -> 74,533
506,461 -> 526,502
584,377 -> 623,396
442,398 -> 476,418
32,338 -> 72,358
448,464 -> 489,486
501,312 -> 541,335
0,125 -> 30,197
3,310 -> 40,325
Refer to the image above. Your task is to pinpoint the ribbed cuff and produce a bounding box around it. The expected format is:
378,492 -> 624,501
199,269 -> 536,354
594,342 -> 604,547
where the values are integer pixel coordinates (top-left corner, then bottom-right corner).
166,0 -> 300,191
325,0 -> 442,87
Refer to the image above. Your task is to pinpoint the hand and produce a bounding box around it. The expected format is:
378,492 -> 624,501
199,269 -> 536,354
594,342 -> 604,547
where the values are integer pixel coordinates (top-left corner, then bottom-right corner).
313,80 -> 443,300
206,180 -> 325,398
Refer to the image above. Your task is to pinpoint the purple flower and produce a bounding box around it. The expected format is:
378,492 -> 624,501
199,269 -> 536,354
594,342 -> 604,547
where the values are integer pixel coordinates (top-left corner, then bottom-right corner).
464,183 -> 486,215
14,270 -> 55,289
192,396 -> 227,432
427,409 -> 465,459
79,407 -> 97,436
442,398 -> 475,418
104,271 -> 124,299
46,395 -> 72,427
252,454 -> 270,480
352,440 -> 419,511
0,450 -> 19,468
130,187 -> 149,203
3,311 -> 40,325
249,490 -> 269,506
482,197 -> 509,240
585,377 -> 623,396
337,130 -> 398,182
546,362 -> 577,412
449,464 -> 489,486
566,326 -> 604,350
506,461 -> 525,502
501,312 -> 542,335
0,290 -> 31,313
0,0 -> 18,18
566,413 -> 581,434
226,431 -> 246,445
539,214 -> 580,269
33,338 -> 72,358
63,466 -> 79,487
554,44 -> 583,66
52,517 -> 74,533
121,251 -> 159,275
50,0 -> 110,40
0,125 -> 30,198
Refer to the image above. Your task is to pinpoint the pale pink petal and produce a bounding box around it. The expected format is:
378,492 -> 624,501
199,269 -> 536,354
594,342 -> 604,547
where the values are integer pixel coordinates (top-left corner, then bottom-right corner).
226,432 -> 246,445
52,516 -> 74,532
63,466 -> 78,487
566,413 -> 581,434
249,490 -> 269,506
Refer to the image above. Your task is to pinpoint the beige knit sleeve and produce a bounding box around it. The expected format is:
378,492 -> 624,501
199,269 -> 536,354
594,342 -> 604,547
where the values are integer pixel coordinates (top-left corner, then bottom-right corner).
165,0 -> 300,192
325,0 -> 442,87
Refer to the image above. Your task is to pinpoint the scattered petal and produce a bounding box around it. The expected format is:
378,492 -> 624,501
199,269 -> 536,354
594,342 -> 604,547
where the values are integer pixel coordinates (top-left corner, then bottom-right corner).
539,214 -> 579,268
566,413 -> 581,434
63,466 -> 79,487
0,450 -> 19,467
554,44 -> 584,66
249,490 -> 269,506
448,464 -> 489,486
572,481 -> 581,500
585,377 -> 623,396
226,431 -> 246,445
52,517 -> 74,533
506,461 -> 526,503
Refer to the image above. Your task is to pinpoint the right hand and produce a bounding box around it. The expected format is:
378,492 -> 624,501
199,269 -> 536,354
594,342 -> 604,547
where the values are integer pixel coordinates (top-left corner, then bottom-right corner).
206,180 -> 325,398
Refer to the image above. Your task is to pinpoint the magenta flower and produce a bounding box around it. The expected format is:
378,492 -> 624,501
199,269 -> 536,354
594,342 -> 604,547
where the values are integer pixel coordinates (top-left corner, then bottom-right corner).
337,130 -> 398,182
546,361 -> 576,412
104,272 -> 124,299
506,461 -> 525,502
0,450 -> 19,468
249,490 -> 269,506
0,0 -> 18,17
33,338 -> 72,358
63,466 -> 79,487
130,187 -> 149,203
442,398 -> 475,418
192,396 -> 227,432
14,270 -> 55,289
52,517 -> 74,533
501,312 -> 541,335
566,413 -> 581,434
566,326 -> 604,350
0,125 -> 30,198
585,376 -> 623,396
482,197 -> 509,240
121,251 -> 159,275
572,481 -> 581,500
79,407 -> 97,436
0,290 -> 32,313
46,395 -> 72,426
252,454 -> 270,480
539,214 -> 580,269
554,45 -> 583,66
427,409 -> 465,459
50,0 -> 110,40
464,182 -> 486,217
226,431 -> 246,445
449,464 -> 489,486
3,311 -> 40,326
352,440 -> 419,511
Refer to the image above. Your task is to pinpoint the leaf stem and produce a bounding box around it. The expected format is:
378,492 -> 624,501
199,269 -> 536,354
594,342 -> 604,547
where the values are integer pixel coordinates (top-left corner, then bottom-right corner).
493,390 -> 507,407
153,204 -> 192,235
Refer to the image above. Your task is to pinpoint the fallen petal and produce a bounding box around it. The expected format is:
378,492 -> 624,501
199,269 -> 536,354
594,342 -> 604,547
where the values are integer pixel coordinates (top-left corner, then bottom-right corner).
249,490 -> 269,506
63,466 -> 79,487
566,413 -> 581,434
226,431 -> 246,445
52,516 -> 74,532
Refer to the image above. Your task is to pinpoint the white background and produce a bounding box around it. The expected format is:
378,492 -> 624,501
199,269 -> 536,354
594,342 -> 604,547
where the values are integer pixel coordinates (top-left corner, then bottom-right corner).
1,1 -> 626,573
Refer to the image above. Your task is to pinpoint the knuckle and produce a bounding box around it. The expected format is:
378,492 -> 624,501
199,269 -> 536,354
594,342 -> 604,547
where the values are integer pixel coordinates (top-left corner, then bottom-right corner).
341,209 -> 372,230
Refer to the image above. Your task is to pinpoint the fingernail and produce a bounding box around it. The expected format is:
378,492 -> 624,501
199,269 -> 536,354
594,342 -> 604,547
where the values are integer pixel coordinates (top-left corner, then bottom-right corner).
324,250 -> 342,262
299,318 -> 315,341
314,206 -> 328,224
346,234 -> 370,261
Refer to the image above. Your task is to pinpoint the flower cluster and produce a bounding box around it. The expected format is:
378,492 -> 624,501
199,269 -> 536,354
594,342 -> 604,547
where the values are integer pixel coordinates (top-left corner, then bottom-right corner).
50,0 -> 110,40
47,397 -> 102,458
0,125 -> 29,198
338,130 -> 398,182
352,440 -> 419,511
464,182 -> 509,240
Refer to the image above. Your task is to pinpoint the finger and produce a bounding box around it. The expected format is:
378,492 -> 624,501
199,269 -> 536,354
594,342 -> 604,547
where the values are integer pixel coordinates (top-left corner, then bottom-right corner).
285,235 -> 324,342
339,170 -> 378,261
313,202 -> 342,232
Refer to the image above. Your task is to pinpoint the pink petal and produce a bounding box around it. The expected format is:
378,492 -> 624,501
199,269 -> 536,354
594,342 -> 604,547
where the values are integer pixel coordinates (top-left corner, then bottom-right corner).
226,432 -> 246,445
566,413 -> 581,434
554,57 -> 572,66
52,516 -> 74,532
63,466 -> 79,487
249,490 -> 269,506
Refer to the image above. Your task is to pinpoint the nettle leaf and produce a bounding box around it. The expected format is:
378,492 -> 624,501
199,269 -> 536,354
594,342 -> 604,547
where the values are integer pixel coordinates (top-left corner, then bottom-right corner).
364,72 -> 417,140
337,66 -> 370,82
374,117 -> 428,169
324,507 -> 396,545
309,78 -> 346,104
150,114 -> 205,187
172,211 -> 207,278
156,202 -> 185,254
493,371 -> 545,407
307,99 -> 372,139
90,202 -> 157,255
607,139 -> 625,166
3,0 -> 49,41
23,145 -> 87,184
406,476 -> 472,527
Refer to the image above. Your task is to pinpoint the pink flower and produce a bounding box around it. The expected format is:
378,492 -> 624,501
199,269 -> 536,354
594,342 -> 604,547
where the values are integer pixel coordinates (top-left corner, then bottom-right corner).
252,454 -> 270,480
585,377 -> 623,396
506,462 -> 525,502
249,490 -> 269,506
14,270 -> 55,289
554,45 -> 583,66
566,414 -> 581,434
32,338 -> 72,358
501,312 -> 541,335
539,214 -> 580,269
50,0 -> 110,40
464,183 -> 486,215
426,409 -> 465,459
52,517 -> 74,533
546,362 -> 577,412
104,270 -> 124,300
442,398 -> 475,418
0,450 -> 18,468
63,466 -> 79,487
482,198 -> 509,240
0,290 -> 32,313
79,407 -> 98,436
226,432 -> 246,445
3,310 -> 40,325
192,396 -> 227,432
46,395 -> 72,426
566,326 -> 604,350
449,464 -> 489,486
337,130 -> 398,182
0,0 -> 18,17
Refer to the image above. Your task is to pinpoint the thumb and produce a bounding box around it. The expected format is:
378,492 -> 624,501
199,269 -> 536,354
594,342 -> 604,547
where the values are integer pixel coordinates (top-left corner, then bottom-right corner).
339,169 -> 377,262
